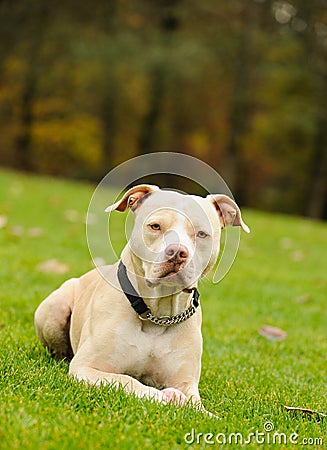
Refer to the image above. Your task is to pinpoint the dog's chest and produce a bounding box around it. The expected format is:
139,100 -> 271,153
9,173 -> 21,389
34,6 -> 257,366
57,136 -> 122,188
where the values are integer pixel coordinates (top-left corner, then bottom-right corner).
112,323 -> 180,388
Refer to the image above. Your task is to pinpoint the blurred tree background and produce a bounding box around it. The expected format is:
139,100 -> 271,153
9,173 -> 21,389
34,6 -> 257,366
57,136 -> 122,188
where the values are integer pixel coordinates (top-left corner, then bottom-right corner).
0,0 -> 326,218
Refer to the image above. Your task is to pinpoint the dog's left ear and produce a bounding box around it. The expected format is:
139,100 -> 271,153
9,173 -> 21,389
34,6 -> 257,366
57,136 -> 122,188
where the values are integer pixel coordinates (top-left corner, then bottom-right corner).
207,194 -> 250,233
105,184 -> 159,212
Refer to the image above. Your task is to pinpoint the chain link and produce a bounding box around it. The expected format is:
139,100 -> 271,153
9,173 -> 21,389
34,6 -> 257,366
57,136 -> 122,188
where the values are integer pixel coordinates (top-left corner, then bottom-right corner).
143,304 -> 198,326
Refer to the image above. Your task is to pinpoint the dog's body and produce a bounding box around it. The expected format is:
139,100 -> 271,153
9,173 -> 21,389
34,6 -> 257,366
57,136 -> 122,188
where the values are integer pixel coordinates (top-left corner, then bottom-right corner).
35,185 -> 249,410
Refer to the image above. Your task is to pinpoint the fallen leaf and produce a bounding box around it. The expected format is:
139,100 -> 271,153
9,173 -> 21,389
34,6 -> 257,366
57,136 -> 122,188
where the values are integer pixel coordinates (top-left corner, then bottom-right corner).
279,237 -> 293,250
291,250 -> 304,262
259,325 -> 287,341
36,259 -> 70,274
294,294 -> 310,303
284,405 -> 326,421
28,227 -> 44,237
10,225 -> 24,236
0,215 -> 8,228
64,209 -> 81,223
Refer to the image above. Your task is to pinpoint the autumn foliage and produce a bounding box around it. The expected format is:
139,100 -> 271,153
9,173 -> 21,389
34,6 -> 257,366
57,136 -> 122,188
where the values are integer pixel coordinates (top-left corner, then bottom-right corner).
0,0 -> 326,218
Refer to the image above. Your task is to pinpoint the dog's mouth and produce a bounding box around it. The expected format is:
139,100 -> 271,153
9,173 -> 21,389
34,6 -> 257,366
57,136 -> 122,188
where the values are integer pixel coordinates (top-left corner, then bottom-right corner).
158,263 -> 184,279
145,262 -> 188,287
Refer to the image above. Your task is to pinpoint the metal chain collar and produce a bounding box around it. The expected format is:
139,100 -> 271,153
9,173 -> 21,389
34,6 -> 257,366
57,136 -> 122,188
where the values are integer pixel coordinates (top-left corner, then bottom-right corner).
140,303 -> 198,326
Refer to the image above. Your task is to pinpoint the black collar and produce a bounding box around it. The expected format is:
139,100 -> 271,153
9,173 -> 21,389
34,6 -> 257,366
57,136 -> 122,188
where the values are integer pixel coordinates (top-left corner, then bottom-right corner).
117,260 -> 200,326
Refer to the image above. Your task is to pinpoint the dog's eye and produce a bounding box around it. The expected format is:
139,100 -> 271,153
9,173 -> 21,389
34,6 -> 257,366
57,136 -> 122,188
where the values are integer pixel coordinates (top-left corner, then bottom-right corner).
197,230 -> 208,238
149,223 -> 161,231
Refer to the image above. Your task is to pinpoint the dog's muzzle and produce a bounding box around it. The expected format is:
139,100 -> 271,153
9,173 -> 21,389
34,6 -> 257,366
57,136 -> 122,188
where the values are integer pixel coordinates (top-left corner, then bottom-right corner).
117,261 -> 200,326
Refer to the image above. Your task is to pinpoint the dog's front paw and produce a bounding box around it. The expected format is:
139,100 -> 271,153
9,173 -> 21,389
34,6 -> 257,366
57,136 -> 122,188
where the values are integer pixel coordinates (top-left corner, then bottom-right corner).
162,388 -> 188,405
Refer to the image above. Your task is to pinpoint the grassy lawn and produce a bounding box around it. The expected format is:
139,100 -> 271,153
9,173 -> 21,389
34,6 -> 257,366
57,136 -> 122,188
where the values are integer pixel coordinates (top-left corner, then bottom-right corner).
0,168 -> 326,449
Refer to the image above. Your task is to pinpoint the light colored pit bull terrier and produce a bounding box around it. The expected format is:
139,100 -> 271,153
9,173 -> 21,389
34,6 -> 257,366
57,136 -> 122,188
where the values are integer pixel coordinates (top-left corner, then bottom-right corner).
34,185 -> 249,413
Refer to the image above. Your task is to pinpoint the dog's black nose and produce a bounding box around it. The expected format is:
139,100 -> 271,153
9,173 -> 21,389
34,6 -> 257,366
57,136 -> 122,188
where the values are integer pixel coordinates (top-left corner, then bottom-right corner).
165,244 -> 189,262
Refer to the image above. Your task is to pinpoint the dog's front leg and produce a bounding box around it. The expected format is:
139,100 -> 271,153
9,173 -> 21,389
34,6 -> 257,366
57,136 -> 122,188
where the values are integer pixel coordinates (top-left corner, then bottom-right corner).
69,365 -> 166,402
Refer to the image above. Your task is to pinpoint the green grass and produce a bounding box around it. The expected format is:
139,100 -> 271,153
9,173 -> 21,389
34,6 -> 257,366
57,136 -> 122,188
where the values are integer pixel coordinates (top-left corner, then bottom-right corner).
0,168 -> 326,449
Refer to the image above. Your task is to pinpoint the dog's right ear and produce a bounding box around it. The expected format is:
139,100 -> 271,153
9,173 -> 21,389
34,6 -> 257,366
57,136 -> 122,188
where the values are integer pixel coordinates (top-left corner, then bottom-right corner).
105,185 -> 159,212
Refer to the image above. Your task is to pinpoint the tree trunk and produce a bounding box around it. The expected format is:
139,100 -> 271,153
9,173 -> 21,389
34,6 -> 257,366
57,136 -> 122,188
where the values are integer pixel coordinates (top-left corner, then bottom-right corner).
15,71 -> 37,170
307,144 -> 327,219
299,2 -> 327,219
15,1 -> 48,171
307,74 -> 327,219
224,2 -> 254,203
137,0 -> 179,155
100,86 -> 118,172
99,1 -> 117,172
137,66 -> 168,154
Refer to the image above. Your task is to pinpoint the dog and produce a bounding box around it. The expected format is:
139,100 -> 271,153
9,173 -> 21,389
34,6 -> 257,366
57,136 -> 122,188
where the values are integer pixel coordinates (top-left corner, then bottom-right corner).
34,184 -> 249,413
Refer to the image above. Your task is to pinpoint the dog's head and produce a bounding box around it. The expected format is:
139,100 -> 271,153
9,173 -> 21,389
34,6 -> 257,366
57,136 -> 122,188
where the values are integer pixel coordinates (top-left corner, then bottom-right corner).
106,185 -> 249,291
